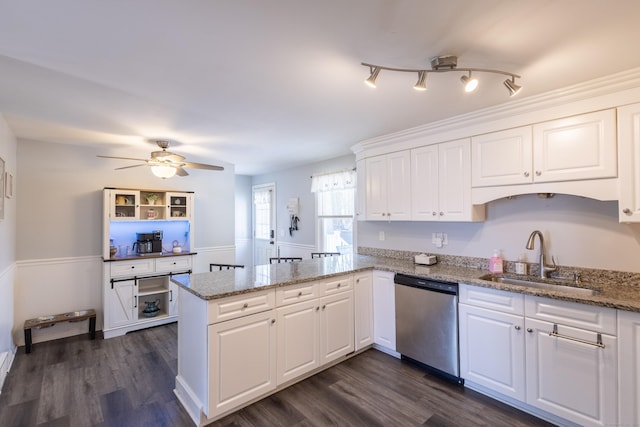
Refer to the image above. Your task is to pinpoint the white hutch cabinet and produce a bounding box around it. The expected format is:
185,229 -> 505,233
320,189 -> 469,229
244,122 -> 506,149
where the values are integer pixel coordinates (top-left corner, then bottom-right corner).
102,187 -> 195,338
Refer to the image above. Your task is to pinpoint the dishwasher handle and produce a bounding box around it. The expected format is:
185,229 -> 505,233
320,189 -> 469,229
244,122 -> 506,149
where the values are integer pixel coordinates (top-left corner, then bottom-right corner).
394,273 -> 458,295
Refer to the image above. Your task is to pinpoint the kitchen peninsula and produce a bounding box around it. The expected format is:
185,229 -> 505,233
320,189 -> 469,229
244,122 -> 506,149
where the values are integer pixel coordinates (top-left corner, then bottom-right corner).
171,252 -> 640,427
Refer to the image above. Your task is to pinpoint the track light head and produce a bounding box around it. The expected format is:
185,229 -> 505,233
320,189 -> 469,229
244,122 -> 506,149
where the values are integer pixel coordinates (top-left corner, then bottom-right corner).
413,71 -> 427,91
365,67 -> 380,88
461,72 -> 478,92
504,77 -> 522,96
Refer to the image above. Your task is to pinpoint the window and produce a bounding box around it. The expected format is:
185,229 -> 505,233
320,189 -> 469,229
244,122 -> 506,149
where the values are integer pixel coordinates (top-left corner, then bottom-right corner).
311,170 -> 356,254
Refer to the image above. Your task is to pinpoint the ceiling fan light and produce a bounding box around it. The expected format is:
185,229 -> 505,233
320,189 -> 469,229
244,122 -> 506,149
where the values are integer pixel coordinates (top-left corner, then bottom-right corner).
461,73 -> 478,92
365,67 -> 380,88
504,77 -> 522,96
151,164 -> 177,179
413,71 -> 427,91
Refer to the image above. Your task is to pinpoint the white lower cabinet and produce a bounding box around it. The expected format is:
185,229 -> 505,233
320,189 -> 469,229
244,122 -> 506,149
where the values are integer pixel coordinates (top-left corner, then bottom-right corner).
105,279 -> 136,328
319,290 -> 354,365
354,271 -> 374,350
208,310 -> 277,417
459,284 -> 618,427
617,310 -> 640,426
372,270 -> 396,351
276,299 -> 320,385
458,303 -> 525,401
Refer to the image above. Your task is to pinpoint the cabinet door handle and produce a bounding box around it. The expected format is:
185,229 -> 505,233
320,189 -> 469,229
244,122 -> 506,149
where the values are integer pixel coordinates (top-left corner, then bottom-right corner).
523,171 -> 530,177
134,296 -> 137,309
623,208 -> 632,214
514,325 -> 521,330
549,324 -> 605,348
169,290 -> 173,302
526,328 -> 533,333
535,170 -> 542,176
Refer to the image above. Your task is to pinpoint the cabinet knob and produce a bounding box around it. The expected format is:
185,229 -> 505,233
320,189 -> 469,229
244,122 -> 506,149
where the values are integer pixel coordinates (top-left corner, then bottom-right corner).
432,212 -> 437,216
382,213 -> 386,216
316,306 -> 320,311
356,279 -> 360,283
623,208 -> 632,215
535,171 -> 541,176
439,212 -> 444,216
514,325 -> 521,330
242,303 -> 249,309
523,171 -> 530,177
271,319 -> 276,324
131,266 -> 135,269
297,291 -> 303,297
526,328 -> 533,333
337,283 -> 341,288
322,304 -> 326,310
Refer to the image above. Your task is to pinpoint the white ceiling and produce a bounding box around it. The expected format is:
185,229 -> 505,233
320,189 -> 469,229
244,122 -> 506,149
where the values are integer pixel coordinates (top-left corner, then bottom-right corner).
1,0 -> 640,175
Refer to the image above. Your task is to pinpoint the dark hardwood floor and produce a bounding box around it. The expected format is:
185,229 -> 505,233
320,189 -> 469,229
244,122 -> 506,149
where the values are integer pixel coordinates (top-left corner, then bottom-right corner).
0,323 -> 555,427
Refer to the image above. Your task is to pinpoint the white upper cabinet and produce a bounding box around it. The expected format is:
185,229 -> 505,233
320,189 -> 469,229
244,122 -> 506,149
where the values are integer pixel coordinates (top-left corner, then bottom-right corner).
472,126 -> 533,187
532,109 -> 617,183
356,159 -> 366,221
617,102 -> 640,222
365,151 -> 411,221
412,139 -> 485,222
472,109 -> 617,188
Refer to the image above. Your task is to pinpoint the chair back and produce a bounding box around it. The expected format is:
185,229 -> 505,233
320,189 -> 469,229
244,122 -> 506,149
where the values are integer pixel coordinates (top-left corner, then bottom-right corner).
210,263 -> 245,271
311,252 -> 341,258
269,257 -> 302,264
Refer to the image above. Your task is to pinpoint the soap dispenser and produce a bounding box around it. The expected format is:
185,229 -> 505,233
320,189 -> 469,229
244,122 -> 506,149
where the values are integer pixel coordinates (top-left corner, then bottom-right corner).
489,250 -> 504,274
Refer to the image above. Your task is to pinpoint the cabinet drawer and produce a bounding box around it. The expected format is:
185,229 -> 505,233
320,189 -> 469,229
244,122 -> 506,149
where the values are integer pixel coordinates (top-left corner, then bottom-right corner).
459,283 -> 524,315
275,281 -> 318,306
110,259 -> 155,278
525,295 -> 616,334
208,290 -> 275,324
320,275 -> 353,296
155,256 -> 192,274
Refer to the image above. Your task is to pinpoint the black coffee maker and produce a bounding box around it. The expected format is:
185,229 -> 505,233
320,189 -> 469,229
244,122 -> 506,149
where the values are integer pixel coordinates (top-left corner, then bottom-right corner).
134,230 -> 163,255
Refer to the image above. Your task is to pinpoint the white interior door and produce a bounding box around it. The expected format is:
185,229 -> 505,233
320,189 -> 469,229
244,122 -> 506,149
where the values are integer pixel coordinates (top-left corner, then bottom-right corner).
253,183 -> 276,266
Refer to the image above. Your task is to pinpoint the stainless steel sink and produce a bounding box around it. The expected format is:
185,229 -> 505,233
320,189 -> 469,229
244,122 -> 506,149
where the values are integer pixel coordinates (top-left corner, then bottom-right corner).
479,274 -> 600,296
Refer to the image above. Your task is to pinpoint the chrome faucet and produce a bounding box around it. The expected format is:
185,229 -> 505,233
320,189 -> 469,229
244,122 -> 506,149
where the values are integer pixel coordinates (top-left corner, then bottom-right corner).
526,230 -> 557,278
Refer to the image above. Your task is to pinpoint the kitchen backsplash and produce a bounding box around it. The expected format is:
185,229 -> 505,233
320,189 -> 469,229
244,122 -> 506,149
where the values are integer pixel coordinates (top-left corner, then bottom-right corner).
357,246 -> 640,287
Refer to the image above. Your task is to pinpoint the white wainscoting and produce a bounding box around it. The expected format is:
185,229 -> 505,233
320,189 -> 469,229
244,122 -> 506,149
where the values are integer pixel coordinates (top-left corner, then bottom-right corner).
14,256 -> 103,347
192,245 -> 237,273
235,238 -> 252,267
274,242 -> 316,260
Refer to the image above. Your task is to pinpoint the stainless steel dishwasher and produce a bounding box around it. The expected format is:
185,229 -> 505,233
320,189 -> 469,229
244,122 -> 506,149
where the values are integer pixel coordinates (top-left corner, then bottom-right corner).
394,273 -> 462,383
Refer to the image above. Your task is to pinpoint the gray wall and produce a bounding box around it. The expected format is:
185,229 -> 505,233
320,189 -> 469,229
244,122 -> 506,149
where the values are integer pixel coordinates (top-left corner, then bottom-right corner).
16,139 -> 236,260
358,194 -> 640,273
251,154 -> 356,247
0,114 -> 17,355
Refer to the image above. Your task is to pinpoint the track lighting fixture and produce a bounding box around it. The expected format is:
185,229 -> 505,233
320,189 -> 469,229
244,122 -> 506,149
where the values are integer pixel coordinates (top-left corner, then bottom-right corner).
503,76 -> 522,97
362,55 -> 522,97
365,66 -> 380,88
413,71 -> 427,91
460,72 -> 478,92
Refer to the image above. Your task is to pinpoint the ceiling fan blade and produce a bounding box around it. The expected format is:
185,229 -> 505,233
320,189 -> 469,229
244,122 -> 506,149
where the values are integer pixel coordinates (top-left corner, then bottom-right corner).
97,155 -> 149,162
175,167 -> 189,176
115,163 -> 149,170
183,161 -> 224,171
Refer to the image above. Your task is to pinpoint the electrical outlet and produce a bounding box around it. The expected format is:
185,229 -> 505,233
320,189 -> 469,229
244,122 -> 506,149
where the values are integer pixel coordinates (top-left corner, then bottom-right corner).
379,231 -> 385,241
442,233 -> 448,245
431,233 -> 437,244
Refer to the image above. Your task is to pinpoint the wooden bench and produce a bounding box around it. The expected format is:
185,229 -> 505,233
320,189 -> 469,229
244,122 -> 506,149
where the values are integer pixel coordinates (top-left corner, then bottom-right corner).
23,309 -> 96,353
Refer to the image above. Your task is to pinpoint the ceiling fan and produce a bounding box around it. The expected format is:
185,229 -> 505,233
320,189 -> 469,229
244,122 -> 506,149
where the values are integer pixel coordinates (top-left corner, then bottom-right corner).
98,140 -> 224,178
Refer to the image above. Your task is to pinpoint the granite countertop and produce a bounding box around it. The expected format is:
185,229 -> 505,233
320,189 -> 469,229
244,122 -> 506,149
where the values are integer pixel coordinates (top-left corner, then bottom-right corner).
171,254 -> 640,313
